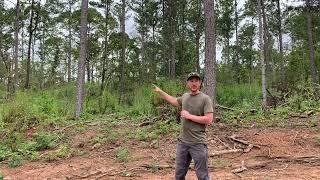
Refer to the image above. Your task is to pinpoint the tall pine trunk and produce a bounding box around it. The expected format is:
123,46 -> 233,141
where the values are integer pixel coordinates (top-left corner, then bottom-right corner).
140,0 -> 146,83
276,0 -> 284,82
100,0 -> 111,94
306,0 -> 319,89
75,0 -> 89,118
195,0 -> 201,72
261,0 -> 270,83
169,0 -> 176,78
119,0 -> 126,104
67,0 -> 72,83
25,0 -> 35,89
204,0 -> 216,104
234,0 -> 240,83
13,0 -> 20,92
258,0 -> 267,109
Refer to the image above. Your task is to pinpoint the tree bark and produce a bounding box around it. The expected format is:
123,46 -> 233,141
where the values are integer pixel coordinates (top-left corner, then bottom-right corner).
306,0 -> 319,88
258,0 -> 267,109
276,0 -> 284,82
151,20 -> 157,81
25,0 -> 35,89
234,0 -> 240,83
86,25 -> 91,82
180,0 -> 186,75
25,1 -> 39,89
119,0 -> 126,104
140,0 -> 146,83
100,0 -> 110,94
75,0 -> 89,118
39,22 -> 45,89
204,0 -> 216,104
67,0 -> 72,83
261,0 -> 270,83
169,0 -> 176,78
195,0 -> 201,73
13,0 -> 20,92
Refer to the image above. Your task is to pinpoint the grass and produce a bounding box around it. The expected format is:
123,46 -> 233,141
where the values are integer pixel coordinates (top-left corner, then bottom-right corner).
1,80 -> 320,167
115,147 -> 129,162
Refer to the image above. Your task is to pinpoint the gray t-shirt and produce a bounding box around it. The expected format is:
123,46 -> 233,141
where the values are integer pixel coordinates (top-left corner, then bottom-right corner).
177,92 -> 214,144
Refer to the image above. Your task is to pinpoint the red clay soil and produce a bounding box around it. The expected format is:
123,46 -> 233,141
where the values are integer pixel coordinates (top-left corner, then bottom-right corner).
2,125 -> 320,180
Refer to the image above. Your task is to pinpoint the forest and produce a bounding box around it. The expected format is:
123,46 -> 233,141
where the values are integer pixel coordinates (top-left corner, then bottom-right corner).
0,0 -> 320,179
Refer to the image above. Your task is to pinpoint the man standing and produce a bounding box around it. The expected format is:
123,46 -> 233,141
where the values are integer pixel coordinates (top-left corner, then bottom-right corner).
152,72 -> 214,180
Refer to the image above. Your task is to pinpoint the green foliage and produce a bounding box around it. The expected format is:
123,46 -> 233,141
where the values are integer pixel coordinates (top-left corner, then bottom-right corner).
115,147 -> 129,163
85,84 -> 120,114
217,83 -> 261,108
315,135 -> 320,145
153,121 -> 171,135
0,147 -> 10,162
129,84 -> 154,116
55,144 -> 70,158
34,131 -> 59,150
92,131 -> 119,145
1,93 -> 39,132
149,160 -> 160,172
4,132 -> 24,152
310,120 -> 318,128
98,90 -> 119,113
8,153 -> 23,168
41,144 -> 70,162
287,83 -> 320,112
135,129 -> 148,141
106,132 -> 120,144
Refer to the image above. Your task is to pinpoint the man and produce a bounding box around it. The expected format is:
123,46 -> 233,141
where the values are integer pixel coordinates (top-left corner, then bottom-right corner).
152,72 -> 214,180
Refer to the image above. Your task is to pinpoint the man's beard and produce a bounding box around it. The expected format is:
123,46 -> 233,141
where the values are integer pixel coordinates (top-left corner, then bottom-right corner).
190,86 -> 199,92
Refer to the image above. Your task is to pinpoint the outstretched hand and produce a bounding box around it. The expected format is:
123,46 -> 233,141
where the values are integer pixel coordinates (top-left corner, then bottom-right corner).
152,84 -> 162,93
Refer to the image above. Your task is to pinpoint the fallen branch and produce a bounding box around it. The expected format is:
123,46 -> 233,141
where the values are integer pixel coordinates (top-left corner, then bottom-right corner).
256,155 -> 320,165
215,136 -> 232,150
270,163 -> 289,171
232,161 -> 247,173
272,156 -> 320,164
210,149 -> 243,157
289,113 -> 309,118
228,135 -> 261,148
216,104 -> 236,111
140,164 -> 175,170
140,163 -> 218,170
54,123 -> 77,132
244,144 -> 254,153
232,160 -> 270,174
73,171 -> 102,179
104,113 -> 118,117
137,116 -> 162,127
95,167 -> 141,179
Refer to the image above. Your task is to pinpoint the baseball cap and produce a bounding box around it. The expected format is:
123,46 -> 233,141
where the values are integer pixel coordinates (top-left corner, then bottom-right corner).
187,72 -> 201,81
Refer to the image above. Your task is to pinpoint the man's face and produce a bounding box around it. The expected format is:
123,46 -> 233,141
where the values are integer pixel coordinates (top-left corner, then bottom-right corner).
187,77 -> 201,92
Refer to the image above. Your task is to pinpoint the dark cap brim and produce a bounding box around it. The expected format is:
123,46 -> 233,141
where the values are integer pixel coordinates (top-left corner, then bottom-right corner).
187,76 -> 201,81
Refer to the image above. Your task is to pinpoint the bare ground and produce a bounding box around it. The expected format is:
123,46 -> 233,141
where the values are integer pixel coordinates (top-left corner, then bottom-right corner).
2,119 -> 320,180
